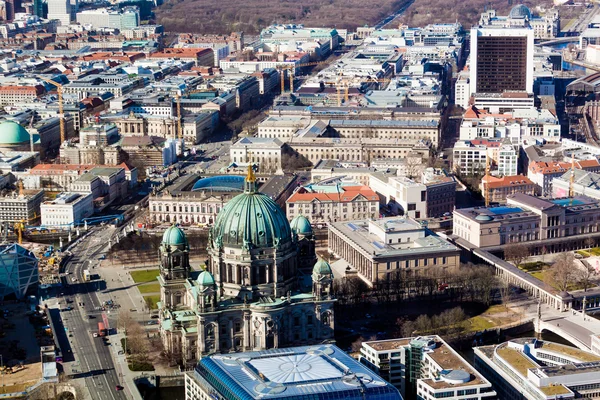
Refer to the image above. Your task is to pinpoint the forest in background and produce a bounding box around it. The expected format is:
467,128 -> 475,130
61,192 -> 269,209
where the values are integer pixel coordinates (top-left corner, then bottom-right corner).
156,0 -> 410,34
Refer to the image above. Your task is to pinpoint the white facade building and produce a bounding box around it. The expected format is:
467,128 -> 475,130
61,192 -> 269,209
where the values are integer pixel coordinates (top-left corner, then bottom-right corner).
475,338 -> 600,400
40,192 -> 93,228
230,137 -> 284,174
47,0 -> 71,25
369,175 -> 427,219
361,336 -> 496,400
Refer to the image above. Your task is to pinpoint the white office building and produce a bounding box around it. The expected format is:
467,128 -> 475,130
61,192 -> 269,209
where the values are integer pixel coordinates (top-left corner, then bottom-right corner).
47,0 -> 71,25
360,336 -> 496,400
40,192 -> 93,228
475,338 -> 600,400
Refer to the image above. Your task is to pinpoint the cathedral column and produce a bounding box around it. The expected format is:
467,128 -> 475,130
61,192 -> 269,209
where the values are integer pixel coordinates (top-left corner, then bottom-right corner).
214,320 -> 220,353
198,319 -> 206,354
228,318 -> 234,351
243,313 -> 251,350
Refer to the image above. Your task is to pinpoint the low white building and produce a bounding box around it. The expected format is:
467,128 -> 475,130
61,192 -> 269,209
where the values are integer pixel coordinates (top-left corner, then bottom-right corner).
475,338 -> 600,400
230,137 -> 284,174
370,168 -> 456,218
453,139 -> 518,177
459,106 -> 560,144
40,192 -> 93,228
360,336 -> 496,400
370,174 -> 427,219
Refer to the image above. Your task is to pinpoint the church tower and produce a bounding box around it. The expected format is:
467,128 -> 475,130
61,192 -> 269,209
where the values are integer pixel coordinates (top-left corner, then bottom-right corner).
159,225 -> 190,310
290,215 -> 317,276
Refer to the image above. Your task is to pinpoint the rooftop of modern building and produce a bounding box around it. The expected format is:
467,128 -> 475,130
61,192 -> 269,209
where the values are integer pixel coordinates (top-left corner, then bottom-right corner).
555,168 -> 600,189
195,344 -> 401,400
363,338 -> 411,351
330,217 -> 458,259
424,340 -> 487,389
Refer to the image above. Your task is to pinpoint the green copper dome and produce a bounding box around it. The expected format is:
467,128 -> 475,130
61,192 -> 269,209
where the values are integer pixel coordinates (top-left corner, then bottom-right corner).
162,225 -> 187,246
0,121 -> 31,144
290,215 -> 313,236
211,166 -> 292,249
197,270 -> 215,287
313,258 -> 333,277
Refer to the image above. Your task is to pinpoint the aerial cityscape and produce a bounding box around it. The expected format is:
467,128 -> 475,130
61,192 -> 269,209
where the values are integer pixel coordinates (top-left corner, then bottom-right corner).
2,0 -> 600,399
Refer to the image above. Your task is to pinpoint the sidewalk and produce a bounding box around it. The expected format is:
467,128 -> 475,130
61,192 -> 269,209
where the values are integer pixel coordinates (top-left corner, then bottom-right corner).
107,331 -> 143,400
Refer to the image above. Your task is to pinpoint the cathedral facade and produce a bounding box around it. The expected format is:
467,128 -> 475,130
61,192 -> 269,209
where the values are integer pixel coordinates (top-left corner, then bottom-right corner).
158,168 -> 335,364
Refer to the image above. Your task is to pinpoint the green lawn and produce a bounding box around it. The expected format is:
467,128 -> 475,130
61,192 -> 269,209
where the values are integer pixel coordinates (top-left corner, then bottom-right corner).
130,269 -> 160,284
467,316 -> 496,332
519,262 -> 546,272
143,294 -> 161,310
137,282 -> 160,294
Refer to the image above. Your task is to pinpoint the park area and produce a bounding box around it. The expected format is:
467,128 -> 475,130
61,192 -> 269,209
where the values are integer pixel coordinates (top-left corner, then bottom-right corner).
130,269 -> 161,310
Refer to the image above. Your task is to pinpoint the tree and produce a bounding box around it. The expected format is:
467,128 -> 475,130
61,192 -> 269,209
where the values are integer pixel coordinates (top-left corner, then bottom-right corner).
500,282 -> 514,311
504,243 -> 530,268
549,253 -> 577,292
577,262 -> 597,292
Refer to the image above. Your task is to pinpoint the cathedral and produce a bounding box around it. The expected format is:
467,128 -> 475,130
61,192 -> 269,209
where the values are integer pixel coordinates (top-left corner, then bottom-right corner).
157,167 -> 336,364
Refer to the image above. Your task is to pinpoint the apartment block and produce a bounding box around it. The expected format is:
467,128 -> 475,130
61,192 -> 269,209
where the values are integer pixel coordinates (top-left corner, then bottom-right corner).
361,336 -> 496,400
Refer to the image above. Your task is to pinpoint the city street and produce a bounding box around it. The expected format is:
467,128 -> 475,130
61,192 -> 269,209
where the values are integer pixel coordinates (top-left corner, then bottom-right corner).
57,226 -> 130,400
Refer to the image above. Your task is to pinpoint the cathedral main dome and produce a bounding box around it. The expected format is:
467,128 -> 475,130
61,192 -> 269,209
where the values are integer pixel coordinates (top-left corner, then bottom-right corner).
210,167 -> 292,249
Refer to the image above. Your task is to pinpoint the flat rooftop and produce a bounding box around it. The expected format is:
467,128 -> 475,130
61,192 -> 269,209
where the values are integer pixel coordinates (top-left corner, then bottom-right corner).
330,218 -> 458,259
196,345 -> 401,399
496,347 -> 538,376
424,341 -> 487,389
364,339 -> 411,351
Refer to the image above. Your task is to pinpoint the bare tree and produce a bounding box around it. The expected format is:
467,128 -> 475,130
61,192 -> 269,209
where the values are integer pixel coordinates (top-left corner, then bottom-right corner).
500,282 -> 514,311
504,243 -> 530,268
577,261 -> 597,292
549,253 -> 577,292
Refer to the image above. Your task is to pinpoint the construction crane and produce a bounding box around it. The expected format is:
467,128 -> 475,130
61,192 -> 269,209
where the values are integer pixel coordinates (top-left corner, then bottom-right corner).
484,156 -> 491,208
569,155 -> 575,198
14,214 -> 38,245
39,77 -> 65,145
174,93 -> 183,149
173,87 -> 218,153
277,61 -> 333,93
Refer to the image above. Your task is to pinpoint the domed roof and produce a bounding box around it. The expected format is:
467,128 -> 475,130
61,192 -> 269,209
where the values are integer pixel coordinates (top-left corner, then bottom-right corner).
290,215 -> 313,236
162,225 -> 187,246
211,167 -> 292,249
197,270 -> 215,287
509,4 -> 532,19
475,214 -> 494,221
0,121 -> 31,145
313,258 -> 333,277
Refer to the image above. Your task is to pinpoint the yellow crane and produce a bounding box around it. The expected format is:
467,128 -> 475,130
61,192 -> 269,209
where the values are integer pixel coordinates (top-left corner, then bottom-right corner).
277,61 -> 333,93
569,155 -> 576,198
14,214 -> 38,245
484,156 -> 491,207
174,87 -> 218,152
39,77 -> 65,145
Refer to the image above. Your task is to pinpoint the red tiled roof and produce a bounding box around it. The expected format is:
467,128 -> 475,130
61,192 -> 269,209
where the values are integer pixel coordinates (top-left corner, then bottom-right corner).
482,175 -> 533,189
287,186 -> 379,203
30,164 -> 96,174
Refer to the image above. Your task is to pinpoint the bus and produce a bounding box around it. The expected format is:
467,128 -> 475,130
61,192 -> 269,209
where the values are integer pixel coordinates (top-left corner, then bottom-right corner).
98,322 -> 107,337
83,270 -> 90,282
